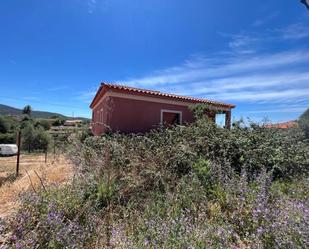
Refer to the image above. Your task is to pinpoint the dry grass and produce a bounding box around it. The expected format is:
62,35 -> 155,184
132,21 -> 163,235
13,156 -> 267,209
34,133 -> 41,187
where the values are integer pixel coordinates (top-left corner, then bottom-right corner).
0,153 -> 73,218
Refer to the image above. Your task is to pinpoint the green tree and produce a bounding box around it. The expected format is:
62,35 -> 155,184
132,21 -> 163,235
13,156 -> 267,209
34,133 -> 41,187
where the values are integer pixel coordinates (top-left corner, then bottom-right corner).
0,116 -> 9,133
0,133 -> 15,143
22,105 -> 32,116
52,118 -> 65,126
33,127 -> 51,151
299,108 -> 309,139
189,103 -> 222,121
22,122 -> 35,152
35,119 -> 51,130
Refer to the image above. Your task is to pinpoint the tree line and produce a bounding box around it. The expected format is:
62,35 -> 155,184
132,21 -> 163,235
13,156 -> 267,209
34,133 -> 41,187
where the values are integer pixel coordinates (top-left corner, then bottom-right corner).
0,105 -> 52,152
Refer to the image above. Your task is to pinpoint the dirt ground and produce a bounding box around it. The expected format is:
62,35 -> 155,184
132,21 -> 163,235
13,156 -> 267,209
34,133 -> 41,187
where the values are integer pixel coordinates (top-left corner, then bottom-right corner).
0,153 -> 73,218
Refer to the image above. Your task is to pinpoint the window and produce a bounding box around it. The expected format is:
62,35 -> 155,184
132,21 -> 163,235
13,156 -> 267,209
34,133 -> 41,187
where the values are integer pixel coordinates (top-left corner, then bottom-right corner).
160,109 -> 182,126
97,110 -> 100,123
100,108 -> 104,123
96,109 -> 103,124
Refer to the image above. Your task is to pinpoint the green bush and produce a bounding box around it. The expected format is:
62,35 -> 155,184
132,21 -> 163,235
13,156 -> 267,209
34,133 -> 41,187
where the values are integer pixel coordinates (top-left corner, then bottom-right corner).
0,133 -> 16,143
2,117 -> 308,248
33,127 -> 51,151
299,108 -> 309,139
35,119 -> 51,130
0,116 -> 19,143
193,158 -> 212,190
22,122 -> 35,152
0,116 -> 10,133
52,118 -> 65,126
1,186 -> 95,248
22,122 -> 51,152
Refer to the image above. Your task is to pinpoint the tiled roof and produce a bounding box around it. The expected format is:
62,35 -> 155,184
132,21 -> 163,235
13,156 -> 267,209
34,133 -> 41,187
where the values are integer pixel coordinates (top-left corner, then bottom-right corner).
90,82 -> 236,108
265,121 -> 298,129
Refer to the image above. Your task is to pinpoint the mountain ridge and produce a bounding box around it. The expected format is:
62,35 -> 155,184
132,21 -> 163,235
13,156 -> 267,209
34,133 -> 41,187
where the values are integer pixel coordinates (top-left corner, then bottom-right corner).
0,104 -> 89,120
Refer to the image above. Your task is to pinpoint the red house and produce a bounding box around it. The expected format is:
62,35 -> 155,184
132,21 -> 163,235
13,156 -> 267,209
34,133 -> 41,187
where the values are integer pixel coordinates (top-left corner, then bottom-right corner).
90,83 -> 235,135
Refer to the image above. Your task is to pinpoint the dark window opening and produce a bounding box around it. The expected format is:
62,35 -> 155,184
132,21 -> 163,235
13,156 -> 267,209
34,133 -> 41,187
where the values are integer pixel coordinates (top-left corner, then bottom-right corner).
162,112 -> 181,126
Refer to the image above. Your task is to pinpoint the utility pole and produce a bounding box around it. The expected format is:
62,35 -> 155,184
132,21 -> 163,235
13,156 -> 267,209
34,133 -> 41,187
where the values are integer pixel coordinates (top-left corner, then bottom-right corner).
16,130 -> 21,177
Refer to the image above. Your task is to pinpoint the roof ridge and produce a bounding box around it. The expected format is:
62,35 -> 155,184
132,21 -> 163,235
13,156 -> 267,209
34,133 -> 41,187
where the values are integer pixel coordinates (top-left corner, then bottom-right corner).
102,82 -> 162,93
95,82 -> 235,108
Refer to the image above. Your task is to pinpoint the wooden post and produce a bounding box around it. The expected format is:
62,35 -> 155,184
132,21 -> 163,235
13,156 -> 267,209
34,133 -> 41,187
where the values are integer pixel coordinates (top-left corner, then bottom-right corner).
225,110 -> 231,129
45,149 -> 47,163
53,136 -> 56,161
16,130 -> 21,177
105,147 -> 111,247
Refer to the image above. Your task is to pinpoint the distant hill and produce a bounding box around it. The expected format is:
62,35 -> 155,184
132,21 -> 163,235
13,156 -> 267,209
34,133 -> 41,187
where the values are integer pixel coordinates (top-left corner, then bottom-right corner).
0,104 -> 89,121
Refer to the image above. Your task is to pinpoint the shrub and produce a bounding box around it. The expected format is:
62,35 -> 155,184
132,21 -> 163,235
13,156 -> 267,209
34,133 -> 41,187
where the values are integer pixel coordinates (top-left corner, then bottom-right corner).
33,127 -> 51,151
0,116 -> 10,133
0,132 -> 16,144
2,186 -> 96,248
52,118 -> 65,126
21,122 -> 35,152
193,158 -> 213,191
2,117 -> 308,248
35,119 -> 51,130
22,122 -> 51,152
299,108 -> 309,139
110,173 -> 309,249
70,118 -> 308,247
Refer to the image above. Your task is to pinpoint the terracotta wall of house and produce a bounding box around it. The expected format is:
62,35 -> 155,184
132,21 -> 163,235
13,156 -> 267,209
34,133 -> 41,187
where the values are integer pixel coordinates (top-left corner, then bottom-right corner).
91,97 -> 108,136
107,96 -> 195,133
91,95 -> 218,135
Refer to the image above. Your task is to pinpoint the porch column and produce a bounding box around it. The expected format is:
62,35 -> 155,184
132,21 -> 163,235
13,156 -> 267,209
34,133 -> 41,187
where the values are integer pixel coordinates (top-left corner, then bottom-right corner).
225,110 -> 231,129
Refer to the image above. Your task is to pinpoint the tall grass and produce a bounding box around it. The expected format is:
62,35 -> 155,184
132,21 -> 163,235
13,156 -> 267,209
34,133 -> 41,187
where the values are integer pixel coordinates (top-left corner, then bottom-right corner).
1,118 -> 308,248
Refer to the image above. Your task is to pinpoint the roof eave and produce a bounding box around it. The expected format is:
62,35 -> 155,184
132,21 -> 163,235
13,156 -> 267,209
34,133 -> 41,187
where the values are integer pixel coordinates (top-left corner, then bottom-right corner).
90,82 -> 236,110
89,84 -> 104,109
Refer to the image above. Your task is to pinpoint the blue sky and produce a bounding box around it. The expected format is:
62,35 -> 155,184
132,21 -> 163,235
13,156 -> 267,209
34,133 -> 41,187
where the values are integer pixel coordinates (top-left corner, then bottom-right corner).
0,0 -> 308,122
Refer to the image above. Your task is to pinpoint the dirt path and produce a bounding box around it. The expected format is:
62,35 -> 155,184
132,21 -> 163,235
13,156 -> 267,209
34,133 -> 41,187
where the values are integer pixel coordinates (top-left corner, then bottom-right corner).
0,154 -> 73,218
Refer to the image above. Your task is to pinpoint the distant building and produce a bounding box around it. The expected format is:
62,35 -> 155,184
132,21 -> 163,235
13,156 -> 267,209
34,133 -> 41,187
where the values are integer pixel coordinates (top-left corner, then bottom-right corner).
90,83 -> 235,135
64,119 -> 83,126
265,121 -> 298,129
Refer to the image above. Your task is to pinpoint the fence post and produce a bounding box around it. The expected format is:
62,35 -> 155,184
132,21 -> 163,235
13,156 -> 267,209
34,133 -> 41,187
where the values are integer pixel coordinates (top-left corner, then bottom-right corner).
105,147 -> 111,247
45,149 -> 48,163
16,130 -> 21,177
53,136 -> 56,161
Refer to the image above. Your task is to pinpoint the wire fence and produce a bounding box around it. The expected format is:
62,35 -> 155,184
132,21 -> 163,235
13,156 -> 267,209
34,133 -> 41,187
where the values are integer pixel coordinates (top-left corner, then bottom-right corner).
0,133 -> 68,187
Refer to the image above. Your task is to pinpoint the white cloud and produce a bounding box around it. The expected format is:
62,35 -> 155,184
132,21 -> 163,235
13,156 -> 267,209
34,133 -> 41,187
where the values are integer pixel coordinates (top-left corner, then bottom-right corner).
228,35 -> 258,54
280,23 -> 309,40
77,90 -> 97,103
247,106 -> 307,114
108,21 -> 309,118
253,11 -> 280,27
48,85 -> 69,92
119,48 -> 309,105
88,0 -> 97,14
208,89 -> 309,102
181,72 -> 309,95
123,50 -> 309,87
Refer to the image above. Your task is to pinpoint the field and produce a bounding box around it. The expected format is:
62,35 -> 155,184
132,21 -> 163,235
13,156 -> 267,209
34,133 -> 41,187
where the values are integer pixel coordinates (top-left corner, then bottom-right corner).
0,153 -> 72,218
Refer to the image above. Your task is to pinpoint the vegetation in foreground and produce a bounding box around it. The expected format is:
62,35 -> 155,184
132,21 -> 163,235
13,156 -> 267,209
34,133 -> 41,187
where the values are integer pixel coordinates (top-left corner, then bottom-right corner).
0,108 -> 308,249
